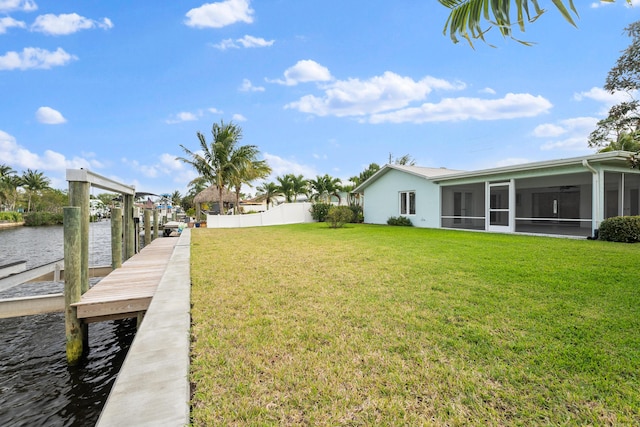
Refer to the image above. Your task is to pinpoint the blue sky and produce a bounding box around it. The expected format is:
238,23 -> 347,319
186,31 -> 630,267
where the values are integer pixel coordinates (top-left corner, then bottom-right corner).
1,0 -> 640,196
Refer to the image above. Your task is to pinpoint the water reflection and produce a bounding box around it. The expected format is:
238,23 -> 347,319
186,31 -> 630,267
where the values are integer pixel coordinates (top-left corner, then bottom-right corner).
0,221 -> 135,427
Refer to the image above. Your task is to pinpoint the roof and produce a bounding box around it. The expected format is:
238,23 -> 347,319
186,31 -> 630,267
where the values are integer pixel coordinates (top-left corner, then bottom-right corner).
431,151 -> 637,183
193,185 -> 235,204
353,164 -> 464,193
353,151 -> 638,193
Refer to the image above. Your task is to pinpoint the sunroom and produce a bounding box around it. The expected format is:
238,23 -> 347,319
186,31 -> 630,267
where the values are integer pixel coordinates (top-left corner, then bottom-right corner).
435,152 -> 640,237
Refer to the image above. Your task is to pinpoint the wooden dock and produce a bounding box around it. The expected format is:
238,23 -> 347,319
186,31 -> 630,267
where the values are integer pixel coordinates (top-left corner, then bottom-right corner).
72,237 -> 179,323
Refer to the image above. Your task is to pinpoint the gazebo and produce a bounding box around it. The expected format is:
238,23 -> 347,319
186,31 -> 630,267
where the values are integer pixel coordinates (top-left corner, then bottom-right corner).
193,185 -> 235,219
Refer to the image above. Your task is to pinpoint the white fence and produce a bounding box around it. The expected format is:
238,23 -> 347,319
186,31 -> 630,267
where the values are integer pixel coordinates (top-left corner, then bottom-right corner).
205,202 -> 314,228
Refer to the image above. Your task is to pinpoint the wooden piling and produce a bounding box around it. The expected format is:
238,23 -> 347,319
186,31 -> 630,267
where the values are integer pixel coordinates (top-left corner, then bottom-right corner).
153,209 -> 159,240
124,194 -> 135,259
111,207 -> 122,269
64,206 -> 85,366
69,181 -> 90,294
144,209 -> 151,247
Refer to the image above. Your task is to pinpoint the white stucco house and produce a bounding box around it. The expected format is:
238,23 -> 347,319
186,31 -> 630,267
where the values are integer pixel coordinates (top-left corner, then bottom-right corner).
353,151 -> 640,238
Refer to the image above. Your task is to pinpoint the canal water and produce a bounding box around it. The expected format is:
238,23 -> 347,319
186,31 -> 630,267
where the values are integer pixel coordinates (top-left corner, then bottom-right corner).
0,221 -> 136,427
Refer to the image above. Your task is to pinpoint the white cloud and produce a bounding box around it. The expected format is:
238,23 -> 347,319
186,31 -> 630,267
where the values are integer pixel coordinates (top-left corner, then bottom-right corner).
166,111 -> 201,124
122,157 -> 159,178
480,87 -> 496,95
263,153 -> 317,178
214,34 -> 274,50
0,129 -> 102,175
535,116 -> 599,151
270,59 -> 333,86
36,106 -> 66,124
0,47 -> 76,70
592,0 -> 639,7
239,78 -> 264,92
533,123 -> 566,138
367,93 -> 551,124
31,13 -> 113,35
286,71 -> 466,118
0,0 -> 37,12
232,113 -> 247,121
208,107 -> 223,114
159,153 -> 199,185
574,87 -> 634,106
185,0 -> 254,29
0,16 -> 26,33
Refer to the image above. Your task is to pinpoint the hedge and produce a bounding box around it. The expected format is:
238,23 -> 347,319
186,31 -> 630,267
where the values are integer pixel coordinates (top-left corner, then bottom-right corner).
598,216 -> 640,243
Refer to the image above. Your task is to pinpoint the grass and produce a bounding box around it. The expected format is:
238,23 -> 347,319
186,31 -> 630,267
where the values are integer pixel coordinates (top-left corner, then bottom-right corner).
189,223 -> 640,426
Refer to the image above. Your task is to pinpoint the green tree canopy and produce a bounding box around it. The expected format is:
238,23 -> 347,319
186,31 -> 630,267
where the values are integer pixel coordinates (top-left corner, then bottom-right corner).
588,20 -> 640,166
308,174 -> 343,204
439,0 -> 627,47
276,174 -> 308,203
21,169 -> 50,212
350,163 -> 381,188
178,120 -> 268,214
255,182 -> 281,210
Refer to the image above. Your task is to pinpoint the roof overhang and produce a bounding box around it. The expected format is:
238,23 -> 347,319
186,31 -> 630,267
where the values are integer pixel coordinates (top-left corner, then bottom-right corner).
432,151 -> 637,184
353,164 -> 463,193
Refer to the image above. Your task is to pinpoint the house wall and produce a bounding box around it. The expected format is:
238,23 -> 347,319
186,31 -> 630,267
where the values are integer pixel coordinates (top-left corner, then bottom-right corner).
363,169 -> 441,227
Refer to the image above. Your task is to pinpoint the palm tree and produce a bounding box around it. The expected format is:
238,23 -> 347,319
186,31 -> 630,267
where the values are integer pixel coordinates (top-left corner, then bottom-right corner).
308,174 -> 342,204
438,1 -> 628,46
289,174 -> 308,202
597,131 -> 640,153
255,182 -> 281,210
178,120 -> 244,215
0,164 -> 17,210
228,150 -> 272,214
21,169 -> 50,212
276,175 -> 295,203
276,174 -> 308,203
170,190 -> 182,209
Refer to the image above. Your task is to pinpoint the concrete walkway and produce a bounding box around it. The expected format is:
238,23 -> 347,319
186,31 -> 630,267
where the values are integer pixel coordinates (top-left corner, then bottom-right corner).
97,228 -> 191,427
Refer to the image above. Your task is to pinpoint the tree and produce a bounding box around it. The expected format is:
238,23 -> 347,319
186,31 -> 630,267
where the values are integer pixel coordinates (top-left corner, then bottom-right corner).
588,20 -> 640,166
229,152 -> 271,214
308,174 -> 343,204
439,0 -> 626,47
178,120 -> 246,214
276,174 -> 308,202
389,153 -> 416,166
255,182 -> 281,210
171,190 -> 182,208
21,169 -> 50,212
0,164 -> 18,211
350,163 -> 381,188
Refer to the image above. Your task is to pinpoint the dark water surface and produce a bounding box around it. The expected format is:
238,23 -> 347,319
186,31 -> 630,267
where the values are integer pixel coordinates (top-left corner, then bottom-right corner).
0,221 -> 135,427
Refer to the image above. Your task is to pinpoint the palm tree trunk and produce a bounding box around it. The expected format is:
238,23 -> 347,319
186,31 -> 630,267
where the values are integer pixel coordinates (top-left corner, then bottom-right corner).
218,187 -> 225,214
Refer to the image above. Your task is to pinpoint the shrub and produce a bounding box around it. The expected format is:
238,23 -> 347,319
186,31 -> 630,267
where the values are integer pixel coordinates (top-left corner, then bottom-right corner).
0,211 -> 23,222
598,216 -> 640,243
387,216 -> 413,226
310,203 -> 332,222
24,212 -> 63,226
326,206 -> 354,228
349,204 -> 363,223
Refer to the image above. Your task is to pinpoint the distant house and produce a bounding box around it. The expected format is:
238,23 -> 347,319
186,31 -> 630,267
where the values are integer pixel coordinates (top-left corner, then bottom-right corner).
353,151 -> 640,237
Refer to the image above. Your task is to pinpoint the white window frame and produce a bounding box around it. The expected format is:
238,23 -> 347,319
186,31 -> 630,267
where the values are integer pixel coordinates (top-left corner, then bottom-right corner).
399,191 -> 416,215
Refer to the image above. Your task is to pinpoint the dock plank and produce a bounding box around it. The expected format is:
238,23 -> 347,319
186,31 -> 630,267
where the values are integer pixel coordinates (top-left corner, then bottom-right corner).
71,237 -> 178,322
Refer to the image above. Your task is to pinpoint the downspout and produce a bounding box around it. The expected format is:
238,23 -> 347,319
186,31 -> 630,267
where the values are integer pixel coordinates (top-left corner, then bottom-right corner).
582,159 -> 600,237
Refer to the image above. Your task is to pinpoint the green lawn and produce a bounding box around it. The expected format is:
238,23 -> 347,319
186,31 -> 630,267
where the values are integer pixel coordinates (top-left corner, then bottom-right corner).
189,223 -> 640,426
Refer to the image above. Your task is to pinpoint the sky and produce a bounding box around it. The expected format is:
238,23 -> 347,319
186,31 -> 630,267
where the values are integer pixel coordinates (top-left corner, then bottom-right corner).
1,0 -> 640,197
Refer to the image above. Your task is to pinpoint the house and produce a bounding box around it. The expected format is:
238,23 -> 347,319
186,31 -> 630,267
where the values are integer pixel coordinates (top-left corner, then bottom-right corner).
353,151 -> 640,237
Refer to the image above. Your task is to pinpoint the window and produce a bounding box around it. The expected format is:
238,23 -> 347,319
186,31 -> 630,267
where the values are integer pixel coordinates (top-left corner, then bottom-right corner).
400,191 -> 415,215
